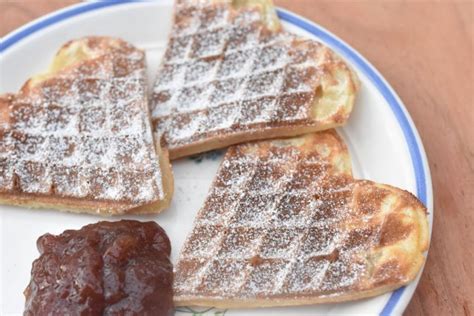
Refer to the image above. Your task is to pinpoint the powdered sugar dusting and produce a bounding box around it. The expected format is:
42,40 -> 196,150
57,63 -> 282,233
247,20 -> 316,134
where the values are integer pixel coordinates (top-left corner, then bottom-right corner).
174,133 -> 391,300
0,38 -> 164,210
151,1 -> 328,149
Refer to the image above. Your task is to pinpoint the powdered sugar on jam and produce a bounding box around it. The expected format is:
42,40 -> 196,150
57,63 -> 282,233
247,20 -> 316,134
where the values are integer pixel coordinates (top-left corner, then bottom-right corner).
0,39 -> 164,210
174,133 -> 390,300
151,2 -> 328,149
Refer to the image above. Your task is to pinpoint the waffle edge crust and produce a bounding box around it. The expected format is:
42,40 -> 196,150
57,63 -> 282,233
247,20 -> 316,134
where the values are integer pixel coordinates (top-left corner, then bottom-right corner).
174,130 -> 429,308
151,0 -> 359,159
0,37 -> 173,215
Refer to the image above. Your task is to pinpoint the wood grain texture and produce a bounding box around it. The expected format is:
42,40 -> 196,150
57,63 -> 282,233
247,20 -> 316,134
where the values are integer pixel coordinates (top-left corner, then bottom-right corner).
0,0 -> 78,36
1,1 -> 473,315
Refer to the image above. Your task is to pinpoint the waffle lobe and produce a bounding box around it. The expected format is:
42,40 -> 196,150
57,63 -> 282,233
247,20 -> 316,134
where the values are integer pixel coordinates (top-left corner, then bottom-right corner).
0,37 -> 166,214
151,0 -> 357,159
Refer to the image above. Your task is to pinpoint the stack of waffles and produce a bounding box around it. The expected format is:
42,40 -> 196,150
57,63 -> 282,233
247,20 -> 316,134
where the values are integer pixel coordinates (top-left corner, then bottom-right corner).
0,0 -> 429,309
160,0 -> 429,308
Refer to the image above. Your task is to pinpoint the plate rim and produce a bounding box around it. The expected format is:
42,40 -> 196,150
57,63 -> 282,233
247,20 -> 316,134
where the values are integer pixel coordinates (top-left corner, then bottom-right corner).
276,8 -> 433,316
0,1 -> 433,315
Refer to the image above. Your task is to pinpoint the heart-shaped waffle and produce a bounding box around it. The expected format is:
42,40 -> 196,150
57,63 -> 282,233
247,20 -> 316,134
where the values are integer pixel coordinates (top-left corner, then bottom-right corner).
174,130 -> 429,307
0,37 -> 173,215
151,0 -> 359,159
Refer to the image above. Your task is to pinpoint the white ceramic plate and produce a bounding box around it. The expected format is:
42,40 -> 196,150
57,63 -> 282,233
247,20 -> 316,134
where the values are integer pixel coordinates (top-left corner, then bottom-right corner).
0,1 -> 433,315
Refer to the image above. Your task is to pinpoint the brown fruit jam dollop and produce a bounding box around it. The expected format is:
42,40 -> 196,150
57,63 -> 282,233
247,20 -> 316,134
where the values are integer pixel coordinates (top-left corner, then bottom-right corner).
24,220 -> 173,316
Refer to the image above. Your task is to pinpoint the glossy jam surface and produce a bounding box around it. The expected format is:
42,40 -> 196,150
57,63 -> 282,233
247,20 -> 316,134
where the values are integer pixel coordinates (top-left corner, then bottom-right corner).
24,220 -> 173,316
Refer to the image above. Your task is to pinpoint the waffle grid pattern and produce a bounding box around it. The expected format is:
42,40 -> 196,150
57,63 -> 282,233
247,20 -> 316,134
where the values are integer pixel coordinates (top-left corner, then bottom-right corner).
152,3 -> 326,149
175,144 -> 387,299
0,45 -> 164,207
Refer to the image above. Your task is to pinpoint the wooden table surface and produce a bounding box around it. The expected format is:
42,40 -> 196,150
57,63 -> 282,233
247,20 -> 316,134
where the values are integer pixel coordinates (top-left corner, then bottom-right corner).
1,1 -> 473,315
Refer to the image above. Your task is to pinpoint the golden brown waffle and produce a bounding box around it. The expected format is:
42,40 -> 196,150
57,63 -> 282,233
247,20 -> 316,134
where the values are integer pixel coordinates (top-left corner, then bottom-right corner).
174,130 -> 429,308
0,37 -> 173,215
151,0 -> 359,159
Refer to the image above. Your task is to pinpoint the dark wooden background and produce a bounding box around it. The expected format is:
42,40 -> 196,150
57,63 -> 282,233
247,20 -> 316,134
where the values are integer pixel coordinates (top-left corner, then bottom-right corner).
1,1 -> 473,315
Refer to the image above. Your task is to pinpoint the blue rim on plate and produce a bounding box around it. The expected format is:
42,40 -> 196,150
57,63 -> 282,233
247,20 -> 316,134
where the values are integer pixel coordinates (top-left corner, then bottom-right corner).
0,1 -> 431,315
